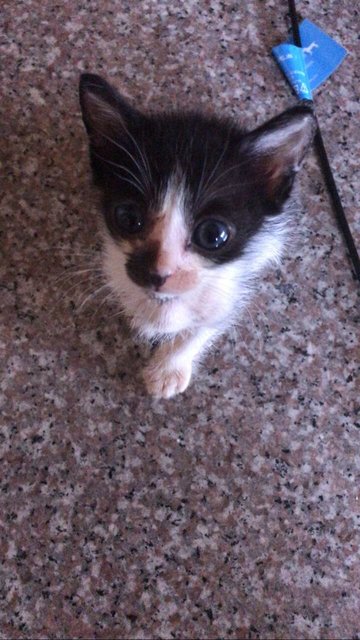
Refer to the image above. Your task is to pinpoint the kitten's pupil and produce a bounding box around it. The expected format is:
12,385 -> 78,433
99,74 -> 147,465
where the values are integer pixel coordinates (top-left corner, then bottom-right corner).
114,204 -> 143,234
192,219 -> 229,251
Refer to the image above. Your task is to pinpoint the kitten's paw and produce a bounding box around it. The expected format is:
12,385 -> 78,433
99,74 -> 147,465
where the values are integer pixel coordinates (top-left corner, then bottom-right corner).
144,360 -> 192,399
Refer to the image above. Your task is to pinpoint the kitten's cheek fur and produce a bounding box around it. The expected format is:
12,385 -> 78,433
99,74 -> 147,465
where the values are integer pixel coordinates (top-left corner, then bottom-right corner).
158,268 -> 199,295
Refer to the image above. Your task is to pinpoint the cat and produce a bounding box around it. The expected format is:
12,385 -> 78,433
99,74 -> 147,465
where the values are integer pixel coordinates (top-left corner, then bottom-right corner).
79,73 -> 316,399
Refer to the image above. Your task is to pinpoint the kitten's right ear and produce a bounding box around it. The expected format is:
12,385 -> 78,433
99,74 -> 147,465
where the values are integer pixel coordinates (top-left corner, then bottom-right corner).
79,73 -> 140,142
244,105 -> 316,210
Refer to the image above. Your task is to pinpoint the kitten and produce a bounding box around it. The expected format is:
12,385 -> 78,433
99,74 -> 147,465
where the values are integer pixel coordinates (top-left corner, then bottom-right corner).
79,73 -> 316,398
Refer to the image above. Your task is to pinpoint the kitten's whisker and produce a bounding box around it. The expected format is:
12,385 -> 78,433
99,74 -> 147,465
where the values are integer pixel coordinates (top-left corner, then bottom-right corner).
203,137 -> 230,192
122,126 -> 152,190
104,306 -> 127,322
243,305 -> 256,333
95,129 -> 149,191
56,278 -> 103,305
92,152 -> 142,186
198,159 -> 271,208
53,245 -> 101,253
195,138 -> 209,206
197,135 -> 231,206
56,258 -> 101,268
77,283 -> 110,312
88,303 -> 116,326
53,265 -> 104,296
55,278 -> 104,300
112,172 -> 146,196
54,267 -> 102,283
209,160 -> 250,188
52,251 -> 101,260
196,184 -> 236,203
196,177 -> 261,202
54,272 -> 103,292
63,278 -> 108,312
91,289 -> 117,314
92,150 -> 145,194
200,166 -> 245,200
51,280 -> 98,314
77,287 -> 119,325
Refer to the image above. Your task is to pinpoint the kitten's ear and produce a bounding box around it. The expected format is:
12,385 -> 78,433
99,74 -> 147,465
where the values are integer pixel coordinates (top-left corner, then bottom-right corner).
246,105 -> 317,209
79,73 -> 140,142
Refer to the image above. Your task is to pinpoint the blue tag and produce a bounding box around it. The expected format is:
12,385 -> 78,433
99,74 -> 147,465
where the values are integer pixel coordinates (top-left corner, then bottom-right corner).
272,43 -> 312,100
272,19 -> 347,99
298,19 -> 348,92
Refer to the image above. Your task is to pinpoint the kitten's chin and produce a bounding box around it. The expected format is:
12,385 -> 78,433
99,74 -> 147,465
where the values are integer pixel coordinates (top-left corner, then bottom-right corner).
131,294 -> 191,339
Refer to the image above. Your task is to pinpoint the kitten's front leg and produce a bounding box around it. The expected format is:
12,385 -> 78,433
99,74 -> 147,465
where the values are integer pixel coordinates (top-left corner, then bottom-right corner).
144,327 -> 219,399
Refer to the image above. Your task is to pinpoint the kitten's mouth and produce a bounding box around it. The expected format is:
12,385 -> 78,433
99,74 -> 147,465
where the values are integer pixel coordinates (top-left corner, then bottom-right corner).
147,291 -> 179,304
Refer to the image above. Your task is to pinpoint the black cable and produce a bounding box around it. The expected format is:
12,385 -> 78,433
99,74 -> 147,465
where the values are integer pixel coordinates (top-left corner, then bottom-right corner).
288,0 -> 360,283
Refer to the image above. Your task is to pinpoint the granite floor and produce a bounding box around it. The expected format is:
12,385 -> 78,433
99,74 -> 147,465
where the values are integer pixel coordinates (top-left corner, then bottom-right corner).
1,1 -> 359,638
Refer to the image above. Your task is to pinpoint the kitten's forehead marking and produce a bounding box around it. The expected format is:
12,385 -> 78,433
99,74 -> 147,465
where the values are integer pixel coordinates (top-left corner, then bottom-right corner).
149,173 -> 189,272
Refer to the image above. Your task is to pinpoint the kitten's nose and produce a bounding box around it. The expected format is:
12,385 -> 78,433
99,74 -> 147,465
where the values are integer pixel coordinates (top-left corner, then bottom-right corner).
148,271 -> 170,290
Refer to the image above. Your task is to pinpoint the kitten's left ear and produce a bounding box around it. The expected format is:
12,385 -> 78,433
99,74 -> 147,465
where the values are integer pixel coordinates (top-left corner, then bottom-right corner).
79,73 -> 141,143
245,105 -> 317,208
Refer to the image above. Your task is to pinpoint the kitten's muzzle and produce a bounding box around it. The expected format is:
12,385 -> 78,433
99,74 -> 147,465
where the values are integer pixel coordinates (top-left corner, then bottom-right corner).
126,250 -> 198,294
126,259 -> 172,291
125,245 -> 172,291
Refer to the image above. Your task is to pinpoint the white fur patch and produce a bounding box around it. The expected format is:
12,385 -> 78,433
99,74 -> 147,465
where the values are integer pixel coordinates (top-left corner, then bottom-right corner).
236,213 -> 288,277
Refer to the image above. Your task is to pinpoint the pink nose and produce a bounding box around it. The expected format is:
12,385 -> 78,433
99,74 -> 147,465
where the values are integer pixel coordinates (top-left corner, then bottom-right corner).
148,271 -> 171,289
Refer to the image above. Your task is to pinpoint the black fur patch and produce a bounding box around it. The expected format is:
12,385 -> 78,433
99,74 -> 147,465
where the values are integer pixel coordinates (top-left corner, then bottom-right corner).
125,242 -> 163,289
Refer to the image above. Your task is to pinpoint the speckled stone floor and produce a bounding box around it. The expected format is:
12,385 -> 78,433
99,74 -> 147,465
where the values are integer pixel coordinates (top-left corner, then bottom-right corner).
1,1 -> 359,639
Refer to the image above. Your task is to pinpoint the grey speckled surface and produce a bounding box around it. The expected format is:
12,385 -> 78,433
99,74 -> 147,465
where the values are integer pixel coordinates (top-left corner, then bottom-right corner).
1,1 -> 359,638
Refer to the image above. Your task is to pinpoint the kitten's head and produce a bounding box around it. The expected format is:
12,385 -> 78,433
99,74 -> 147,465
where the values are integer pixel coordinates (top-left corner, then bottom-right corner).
79,73 -> 315,334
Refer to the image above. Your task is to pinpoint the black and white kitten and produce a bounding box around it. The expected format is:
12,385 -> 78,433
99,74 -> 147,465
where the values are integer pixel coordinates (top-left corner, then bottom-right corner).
79,73 -> 316,398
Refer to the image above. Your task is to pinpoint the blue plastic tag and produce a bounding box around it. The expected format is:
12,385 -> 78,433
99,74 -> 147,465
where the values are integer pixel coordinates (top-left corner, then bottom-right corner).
272,43 -> 312,100
272,19 -> 348,99
298,19 -> 348,92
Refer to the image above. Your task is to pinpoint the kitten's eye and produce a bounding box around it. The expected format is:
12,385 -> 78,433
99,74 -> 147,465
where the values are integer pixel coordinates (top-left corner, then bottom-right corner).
192,219 -> 230,251
114,204 -> 144,234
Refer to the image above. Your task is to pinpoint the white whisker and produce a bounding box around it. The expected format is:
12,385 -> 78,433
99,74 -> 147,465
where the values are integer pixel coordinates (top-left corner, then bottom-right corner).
112,172 -> 146,196
122,125 -> 152,191
195,138 -> 209,206
77,283 -> 110,312
197,135 -> 231,207
95,128 -> 150,191
53,267 -> 102,284
92,150 -> 145,195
